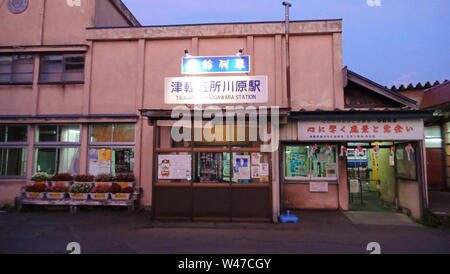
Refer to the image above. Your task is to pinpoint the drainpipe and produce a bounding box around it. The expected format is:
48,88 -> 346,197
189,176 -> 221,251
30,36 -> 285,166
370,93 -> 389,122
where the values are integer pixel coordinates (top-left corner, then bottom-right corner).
282,2 -> 292,109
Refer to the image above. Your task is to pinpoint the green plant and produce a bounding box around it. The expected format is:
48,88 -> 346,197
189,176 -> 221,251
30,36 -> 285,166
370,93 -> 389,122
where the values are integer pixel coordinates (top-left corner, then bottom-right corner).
95,173 -> 114,182
114,173 -> 134,182
52,173 -> 73,181
31,172 -> 50,182
47,185 -> 69,193
414,209 -> 444,228
26,184 -> 47,193
69,182 -> 92,193
74,174 -> 94,182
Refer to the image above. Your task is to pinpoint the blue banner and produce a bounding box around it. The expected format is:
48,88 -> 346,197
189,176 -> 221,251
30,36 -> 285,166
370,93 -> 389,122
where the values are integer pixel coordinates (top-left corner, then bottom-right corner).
182,56 -> 250,74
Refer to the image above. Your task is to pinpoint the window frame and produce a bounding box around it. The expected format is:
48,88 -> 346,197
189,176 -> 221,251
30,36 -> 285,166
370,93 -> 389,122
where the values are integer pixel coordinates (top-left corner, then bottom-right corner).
88,123 -> 136,175
33,124 -> 81,175
0,54 -> 34,85
283,143 -> 339,183
0,124 -> 29,178
38,52 -> 85,84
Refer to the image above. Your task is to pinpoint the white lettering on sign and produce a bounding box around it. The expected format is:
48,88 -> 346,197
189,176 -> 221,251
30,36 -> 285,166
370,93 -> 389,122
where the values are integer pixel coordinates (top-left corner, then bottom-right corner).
165,76 -> 268,104
66,0 -> 81,7
298,119 -> 424,141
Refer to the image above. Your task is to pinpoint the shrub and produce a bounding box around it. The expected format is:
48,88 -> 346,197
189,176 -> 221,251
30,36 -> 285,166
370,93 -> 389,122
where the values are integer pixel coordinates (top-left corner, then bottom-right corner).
51,173 -> 73,181
69,182 -> 92,193
110,183 -> 122,194
47,185 -> 69,193
26,184 -> 47,193
91,185 -> 111,193
114,173 -> 134,182
31,172 -> 50,182
95,173 -> 114,182
74,174 -> 94,182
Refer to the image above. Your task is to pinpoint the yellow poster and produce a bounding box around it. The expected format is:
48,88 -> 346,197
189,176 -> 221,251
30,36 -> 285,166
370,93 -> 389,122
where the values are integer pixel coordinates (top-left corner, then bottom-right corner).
98,149 -> 111,162
370,149 -> 379,181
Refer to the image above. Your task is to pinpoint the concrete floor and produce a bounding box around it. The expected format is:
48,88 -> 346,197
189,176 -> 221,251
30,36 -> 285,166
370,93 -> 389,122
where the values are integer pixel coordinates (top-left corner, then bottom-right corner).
0,209 -> 449,254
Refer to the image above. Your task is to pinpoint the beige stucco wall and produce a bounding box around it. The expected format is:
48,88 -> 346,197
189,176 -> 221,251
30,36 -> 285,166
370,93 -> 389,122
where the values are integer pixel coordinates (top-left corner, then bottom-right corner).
94,0 -> 130,27
398,179 -> 421,218
377,148 -> 396,204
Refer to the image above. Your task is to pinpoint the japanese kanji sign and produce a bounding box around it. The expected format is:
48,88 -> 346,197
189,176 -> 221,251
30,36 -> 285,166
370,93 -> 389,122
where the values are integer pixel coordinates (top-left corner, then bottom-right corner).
165,76 -> 268,104
182,56 -> 250,74
298,119 -> 424,141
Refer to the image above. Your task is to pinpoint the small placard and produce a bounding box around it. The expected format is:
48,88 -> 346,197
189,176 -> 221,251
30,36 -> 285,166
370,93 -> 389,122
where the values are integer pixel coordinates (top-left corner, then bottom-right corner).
309,182 -> 328,193
350,179 -> 360,193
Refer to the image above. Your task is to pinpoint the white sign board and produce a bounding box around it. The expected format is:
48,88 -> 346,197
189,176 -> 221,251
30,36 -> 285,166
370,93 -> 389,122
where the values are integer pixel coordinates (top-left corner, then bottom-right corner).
158,154 -> 191,180
165,76 -> 268,104
350,179 -> 360,193
298,119 -> 424,141
309,182 -> 329,193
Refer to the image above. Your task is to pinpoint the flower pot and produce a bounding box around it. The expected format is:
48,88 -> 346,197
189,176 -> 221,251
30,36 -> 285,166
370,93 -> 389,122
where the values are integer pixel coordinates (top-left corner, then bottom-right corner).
26,192 -> 45,199
115,182 -> 134,188
69,193 -> 89,200
46,192 -> 66,199
52,181 -> 72,187
94,182 -> 113,187
30,181 -> 49,186
111,193 -> 131,200
89,193 -> 109,200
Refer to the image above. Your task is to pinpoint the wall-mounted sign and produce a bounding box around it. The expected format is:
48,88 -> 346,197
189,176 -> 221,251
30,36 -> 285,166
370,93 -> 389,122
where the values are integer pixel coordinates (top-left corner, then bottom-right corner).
309,182 -> 329,193
298,119 -> 424,141
182,56 -> 250,74
165,76 -> 268,104
158,154 -> 192,180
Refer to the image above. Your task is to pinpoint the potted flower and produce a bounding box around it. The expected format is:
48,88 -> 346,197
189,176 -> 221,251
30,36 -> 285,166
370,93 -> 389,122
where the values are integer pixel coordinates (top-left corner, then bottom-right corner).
51,173 -> 73,187
25,184 -> 47,199
89,185 -> 110,200
94,173 -> 114,187
110,183 -> 133,200
69,182 -> 92,200
46,185 -> 68,199
113,173 -> 135,188
74,174 -> 94,184
30,172 -> 51,186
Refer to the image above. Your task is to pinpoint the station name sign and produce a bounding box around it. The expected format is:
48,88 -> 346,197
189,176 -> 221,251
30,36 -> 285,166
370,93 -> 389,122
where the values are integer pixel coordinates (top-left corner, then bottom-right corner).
182,56 -> 250,74
298,119 -> 424,141
165,76 -> 268,104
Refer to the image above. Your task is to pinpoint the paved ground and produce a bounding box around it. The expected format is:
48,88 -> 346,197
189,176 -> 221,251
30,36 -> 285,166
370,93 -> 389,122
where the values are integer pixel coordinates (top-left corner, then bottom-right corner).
429,191 -> 450,216
0,209 -> 449,254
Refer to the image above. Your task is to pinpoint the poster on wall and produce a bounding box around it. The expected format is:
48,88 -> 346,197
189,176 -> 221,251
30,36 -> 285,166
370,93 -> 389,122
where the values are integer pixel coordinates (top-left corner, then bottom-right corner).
158,154 -> 192,180
233,155 -> 250,180
89,149 -> 111,175
251,166 -> 260,178
350,179 -> 360,193
259,163 -> 269,177
251,153 -> 261,165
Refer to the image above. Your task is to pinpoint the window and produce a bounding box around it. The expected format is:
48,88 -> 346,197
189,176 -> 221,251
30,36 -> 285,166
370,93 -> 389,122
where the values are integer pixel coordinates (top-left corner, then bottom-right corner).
88,123 -> 135,176
425,126 -> 442,148
0,54 -> 34,84
34,124 -> 81,175
0,125 -> 28,177
90,124 -> 135,143
284,145 -> 338,180
39,53 -> 85,84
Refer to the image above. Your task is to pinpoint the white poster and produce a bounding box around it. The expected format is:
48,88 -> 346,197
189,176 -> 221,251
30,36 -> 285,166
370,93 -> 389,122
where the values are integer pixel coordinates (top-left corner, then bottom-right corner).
158,154 -> 192,180
233,155 -> 251,180
165,76 -> 268,104
309,182 -> 329,193
350,179 -> 360,193
251,166 -> 260,178
259,163 -> 269,176
88,149 -> 111,175
298,119 -> 424,141
251,153 -> 261,165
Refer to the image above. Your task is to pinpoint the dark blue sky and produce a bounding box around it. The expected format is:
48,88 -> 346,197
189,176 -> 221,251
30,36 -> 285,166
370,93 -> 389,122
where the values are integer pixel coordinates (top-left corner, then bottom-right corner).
122,0 -> 449,88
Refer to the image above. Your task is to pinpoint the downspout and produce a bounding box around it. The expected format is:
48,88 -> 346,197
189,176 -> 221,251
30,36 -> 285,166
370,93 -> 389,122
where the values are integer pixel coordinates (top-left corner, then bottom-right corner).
40,0 -> 46,45
282,2 -> 292,109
